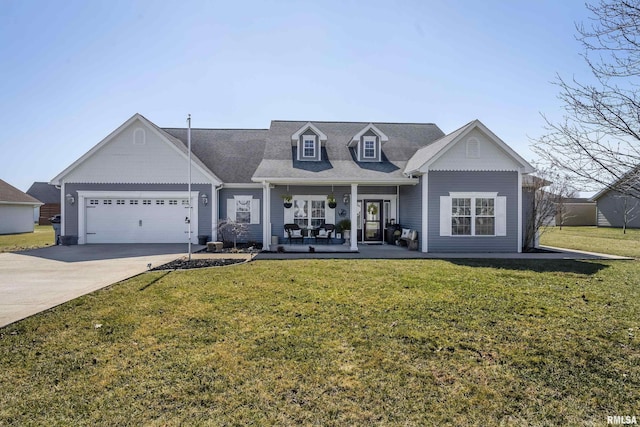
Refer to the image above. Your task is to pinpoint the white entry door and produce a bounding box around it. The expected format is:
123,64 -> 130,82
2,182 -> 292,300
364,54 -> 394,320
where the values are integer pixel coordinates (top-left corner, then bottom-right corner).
84,195 -> 195,244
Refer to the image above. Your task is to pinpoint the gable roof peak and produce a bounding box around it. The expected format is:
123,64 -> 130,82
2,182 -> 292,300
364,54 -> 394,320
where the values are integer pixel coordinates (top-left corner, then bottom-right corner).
291,122 -> 328,142
348,123 -> 389,147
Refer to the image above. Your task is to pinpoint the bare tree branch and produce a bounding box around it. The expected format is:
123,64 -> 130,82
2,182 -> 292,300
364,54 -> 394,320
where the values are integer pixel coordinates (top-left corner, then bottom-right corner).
533,0 -> 640,199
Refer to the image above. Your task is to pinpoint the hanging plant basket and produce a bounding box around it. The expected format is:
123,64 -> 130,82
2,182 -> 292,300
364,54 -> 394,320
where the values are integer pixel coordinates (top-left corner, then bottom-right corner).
327,193 -> 337,209
282,194 -> 292,208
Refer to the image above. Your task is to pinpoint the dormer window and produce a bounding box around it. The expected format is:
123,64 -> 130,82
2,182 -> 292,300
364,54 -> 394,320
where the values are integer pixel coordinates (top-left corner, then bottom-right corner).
303,135 -> 317,158
348,123 -> 389,162
363,136 -> 377,159
291,122 -> 328,162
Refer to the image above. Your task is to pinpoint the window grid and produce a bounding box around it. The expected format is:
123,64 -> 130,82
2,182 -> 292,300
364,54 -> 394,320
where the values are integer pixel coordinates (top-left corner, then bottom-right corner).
293,199 -> 308,227
363,139 -> 376,158
236,199 -> 251,224
303,138 -> 316,158
475,198 -> 495,235
155,200 -> 165,205
451,198 -> 471,235
103,200 -> 112,205
143,200 -> 151,205
310,200 -> 326,228
169,200 -> 178,205
129,200 -> 138,205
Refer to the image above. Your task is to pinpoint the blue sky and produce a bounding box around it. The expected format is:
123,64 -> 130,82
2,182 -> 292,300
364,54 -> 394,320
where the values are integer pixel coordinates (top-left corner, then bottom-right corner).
1,0 -> 591,191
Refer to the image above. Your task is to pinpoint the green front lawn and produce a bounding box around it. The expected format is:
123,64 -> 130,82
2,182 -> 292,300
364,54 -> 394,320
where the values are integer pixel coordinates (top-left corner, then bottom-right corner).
541,226 -> 640,258
1,259 -> 638,425
0,225 -> 55,253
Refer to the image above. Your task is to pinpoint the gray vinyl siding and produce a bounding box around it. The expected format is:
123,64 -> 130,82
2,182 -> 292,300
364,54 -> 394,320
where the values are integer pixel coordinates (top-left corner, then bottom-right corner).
399,180 -> 422,248
428,171 -> 519,252
64,183 -> 213,240
269,185 -> 397,243
218,188 -> 263,243
522,188 -> 535,249
596,191 -> 640,228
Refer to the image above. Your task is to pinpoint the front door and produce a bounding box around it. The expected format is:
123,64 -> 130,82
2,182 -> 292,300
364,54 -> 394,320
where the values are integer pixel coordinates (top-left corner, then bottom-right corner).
364,200 -> 383,241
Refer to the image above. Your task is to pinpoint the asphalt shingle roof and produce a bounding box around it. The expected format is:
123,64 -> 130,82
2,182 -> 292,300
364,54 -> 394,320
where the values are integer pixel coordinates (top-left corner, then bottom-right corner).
163,128 -> 268,184
0,179 -> 42,204
26,182 -> 60,204
253,120 -> 444,182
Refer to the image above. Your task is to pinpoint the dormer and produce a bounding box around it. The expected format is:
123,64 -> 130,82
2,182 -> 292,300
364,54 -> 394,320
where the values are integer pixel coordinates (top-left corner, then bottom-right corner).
291,122 -> 327,161
348,123 -> 389,162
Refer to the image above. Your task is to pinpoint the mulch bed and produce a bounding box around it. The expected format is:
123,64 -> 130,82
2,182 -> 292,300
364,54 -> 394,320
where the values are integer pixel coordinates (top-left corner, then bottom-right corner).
150,258 -> 247,271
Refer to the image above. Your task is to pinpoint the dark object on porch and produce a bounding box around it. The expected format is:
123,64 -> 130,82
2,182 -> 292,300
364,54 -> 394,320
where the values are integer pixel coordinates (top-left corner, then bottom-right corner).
313,224 -> 335,244
284,223 -> 304,244
197,235 -> 209,245
385,224 -> 402,244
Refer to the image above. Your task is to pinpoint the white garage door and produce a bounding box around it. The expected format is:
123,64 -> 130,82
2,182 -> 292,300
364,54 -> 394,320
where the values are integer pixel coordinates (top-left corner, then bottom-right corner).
85,196 -> 193,244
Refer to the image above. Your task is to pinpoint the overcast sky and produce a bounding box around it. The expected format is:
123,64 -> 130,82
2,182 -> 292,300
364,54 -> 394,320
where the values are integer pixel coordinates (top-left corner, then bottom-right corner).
1,0 -> 592,192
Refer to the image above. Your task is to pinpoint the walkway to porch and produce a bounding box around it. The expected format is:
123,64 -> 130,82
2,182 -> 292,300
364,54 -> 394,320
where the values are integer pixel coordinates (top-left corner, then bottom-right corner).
256,243 -> 630,260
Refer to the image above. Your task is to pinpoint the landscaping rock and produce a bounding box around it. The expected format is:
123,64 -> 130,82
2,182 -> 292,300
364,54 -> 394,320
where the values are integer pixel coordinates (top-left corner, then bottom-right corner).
150,258 -> 246,270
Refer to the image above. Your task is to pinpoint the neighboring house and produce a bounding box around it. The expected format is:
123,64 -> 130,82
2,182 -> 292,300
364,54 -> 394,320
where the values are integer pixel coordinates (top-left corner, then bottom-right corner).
50,113 -> 535,252
27,182 -> 61,225
556,198 -> 596,226
0,179 -> 43,235
592,179 -> 640,228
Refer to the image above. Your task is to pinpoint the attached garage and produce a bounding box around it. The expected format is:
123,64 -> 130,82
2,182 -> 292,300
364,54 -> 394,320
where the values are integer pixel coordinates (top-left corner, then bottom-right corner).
78,191 -> 199,244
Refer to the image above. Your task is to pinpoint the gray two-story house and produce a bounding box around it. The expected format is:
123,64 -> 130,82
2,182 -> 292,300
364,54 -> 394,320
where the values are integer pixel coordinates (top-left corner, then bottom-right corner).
51,113 -> 534,252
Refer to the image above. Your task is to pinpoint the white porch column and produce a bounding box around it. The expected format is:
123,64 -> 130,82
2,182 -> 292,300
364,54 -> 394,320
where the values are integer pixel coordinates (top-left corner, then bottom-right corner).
421,173 -> 429,252
211,184 -> 218,241
517,169 -> 523,253
263,182 -> 271,249
350,183 -> 358,251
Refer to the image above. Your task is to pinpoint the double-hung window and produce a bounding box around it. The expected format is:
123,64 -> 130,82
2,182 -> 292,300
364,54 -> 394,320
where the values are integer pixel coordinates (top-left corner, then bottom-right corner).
441,192 -> 505,237
475,198 -> 495,235
302,135 -> 316,159
362,136 -> 377,159
285,195 -> 334,233
226,196 -> 260,224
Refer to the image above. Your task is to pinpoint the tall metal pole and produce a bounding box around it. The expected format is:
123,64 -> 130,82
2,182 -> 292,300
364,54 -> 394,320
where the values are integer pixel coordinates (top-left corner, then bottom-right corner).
187,114 -> 192,261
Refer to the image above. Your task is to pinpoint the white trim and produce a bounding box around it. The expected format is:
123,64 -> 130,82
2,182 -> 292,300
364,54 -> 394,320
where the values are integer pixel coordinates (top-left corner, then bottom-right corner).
362,136 -> 377,159
251,177 -> 419,185
263,182 -> 271,248
0,201 -> 43,206
60,182 -> 66,236
449,192 -> 498,198
222,183 -> 263,189
51,114 -> 222,186
291,122 -> 328,142
300,135 -> 317,159
349,123 -> 389,146
350,184 -> 358,251
211,184 -> 219,242
407,120 -> 534,175
443,192 -> 501,237
421,173 -> 428,252
76,190 -> 199,244
517,171 -> 522,252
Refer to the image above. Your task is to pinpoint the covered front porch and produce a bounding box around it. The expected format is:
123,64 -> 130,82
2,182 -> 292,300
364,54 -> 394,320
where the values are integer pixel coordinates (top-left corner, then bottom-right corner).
260,181 -> 421,251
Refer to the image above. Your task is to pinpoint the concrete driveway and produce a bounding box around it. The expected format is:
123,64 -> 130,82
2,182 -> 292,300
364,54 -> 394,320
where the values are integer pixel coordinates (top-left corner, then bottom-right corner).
0,244 -> 197,328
